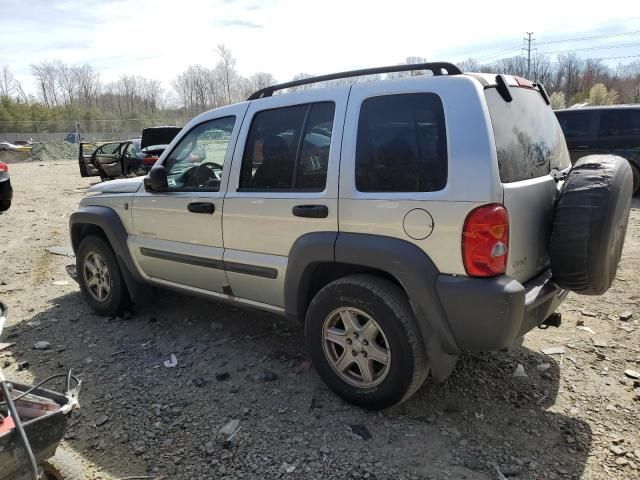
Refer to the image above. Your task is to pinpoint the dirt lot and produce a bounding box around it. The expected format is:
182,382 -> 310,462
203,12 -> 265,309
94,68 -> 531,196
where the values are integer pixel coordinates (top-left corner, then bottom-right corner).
1,159 -> 639,480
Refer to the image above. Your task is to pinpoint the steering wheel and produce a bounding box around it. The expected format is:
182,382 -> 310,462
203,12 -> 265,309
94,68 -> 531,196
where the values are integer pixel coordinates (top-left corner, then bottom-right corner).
194,162 -> 223,187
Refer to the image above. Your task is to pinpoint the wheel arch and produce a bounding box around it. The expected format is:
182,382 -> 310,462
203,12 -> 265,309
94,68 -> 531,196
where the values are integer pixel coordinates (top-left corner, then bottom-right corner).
70,206 -> 148,301
284,232 -> 460,380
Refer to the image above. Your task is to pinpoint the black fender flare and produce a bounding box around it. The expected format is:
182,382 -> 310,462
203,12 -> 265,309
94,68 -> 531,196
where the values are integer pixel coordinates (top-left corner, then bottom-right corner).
284,232 -> 460,380
69,206 -> 148,301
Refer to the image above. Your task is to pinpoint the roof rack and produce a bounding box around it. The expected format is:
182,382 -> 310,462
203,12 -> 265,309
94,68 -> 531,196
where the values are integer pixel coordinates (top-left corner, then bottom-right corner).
247,62 -> 463,100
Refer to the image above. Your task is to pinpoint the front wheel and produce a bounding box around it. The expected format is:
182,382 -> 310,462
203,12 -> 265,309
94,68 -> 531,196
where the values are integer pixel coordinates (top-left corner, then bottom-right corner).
76,235 -> 130,316
305,274 -> 428,409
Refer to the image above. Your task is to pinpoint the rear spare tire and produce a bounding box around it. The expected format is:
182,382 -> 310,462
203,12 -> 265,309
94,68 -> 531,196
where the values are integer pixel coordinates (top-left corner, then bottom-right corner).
550,155 -> 633,295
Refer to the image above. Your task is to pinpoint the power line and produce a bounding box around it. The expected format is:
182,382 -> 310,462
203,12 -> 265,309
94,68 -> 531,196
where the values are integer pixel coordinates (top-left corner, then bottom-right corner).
539,41 -> 640,55
536,29 -> 640,46
474,45 -> 523,61
592,54 -> 640,61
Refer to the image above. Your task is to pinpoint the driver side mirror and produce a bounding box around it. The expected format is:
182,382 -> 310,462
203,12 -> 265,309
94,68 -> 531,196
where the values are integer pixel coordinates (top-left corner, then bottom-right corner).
144,165 -> 168,192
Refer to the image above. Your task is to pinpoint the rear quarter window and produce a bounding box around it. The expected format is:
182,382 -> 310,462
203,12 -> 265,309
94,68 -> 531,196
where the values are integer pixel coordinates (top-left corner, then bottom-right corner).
356,93 -> 447,192
485,88 -> 571,183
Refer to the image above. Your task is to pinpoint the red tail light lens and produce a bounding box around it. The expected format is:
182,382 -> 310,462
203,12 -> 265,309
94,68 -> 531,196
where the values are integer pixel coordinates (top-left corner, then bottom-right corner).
143,156 -> 158,166
462,204 -> 509,277
0,162 -> 8,173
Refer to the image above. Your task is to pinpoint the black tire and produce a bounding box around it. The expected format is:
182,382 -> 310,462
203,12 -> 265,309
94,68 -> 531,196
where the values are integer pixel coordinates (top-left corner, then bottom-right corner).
550,155 -> 633,295
41,447 -> 88,480
305,274 -> 428,409
76,235 -> 130,316
0,199 -> 10,211
631,163 -> 639,195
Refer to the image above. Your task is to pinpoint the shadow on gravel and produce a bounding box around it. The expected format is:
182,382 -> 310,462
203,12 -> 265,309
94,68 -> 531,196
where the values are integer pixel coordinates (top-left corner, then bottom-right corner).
4,289 -> 591,480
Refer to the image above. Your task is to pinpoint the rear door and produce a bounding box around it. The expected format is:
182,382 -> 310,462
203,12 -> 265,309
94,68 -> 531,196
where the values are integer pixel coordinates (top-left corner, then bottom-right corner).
222,88 -> 347,307
91,142 -> 124,179
555,109 -> 600,162
485,86 -> 571,283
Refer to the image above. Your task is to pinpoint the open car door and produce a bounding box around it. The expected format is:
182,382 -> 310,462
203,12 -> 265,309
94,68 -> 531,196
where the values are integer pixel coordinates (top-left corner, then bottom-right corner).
79,142 -> 100,177
91,142 -> 125,180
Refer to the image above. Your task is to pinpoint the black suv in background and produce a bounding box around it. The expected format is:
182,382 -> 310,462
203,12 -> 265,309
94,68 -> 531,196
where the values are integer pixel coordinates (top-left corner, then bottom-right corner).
555,105 -> 640,193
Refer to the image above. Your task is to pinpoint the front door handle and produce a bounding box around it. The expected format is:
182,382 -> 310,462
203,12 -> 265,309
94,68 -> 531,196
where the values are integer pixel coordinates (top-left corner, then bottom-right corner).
292,204 -> 328,218
188,202 -> 215,214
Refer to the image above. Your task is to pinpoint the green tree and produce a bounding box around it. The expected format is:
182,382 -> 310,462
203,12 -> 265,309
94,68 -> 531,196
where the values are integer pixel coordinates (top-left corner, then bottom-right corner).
589,83 -> 618,105
550,91 -> 566,110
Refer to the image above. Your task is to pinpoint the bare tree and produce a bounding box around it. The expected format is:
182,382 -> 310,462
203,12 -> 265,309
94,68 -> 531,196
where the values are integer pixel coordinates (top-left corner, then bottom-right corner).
31,61 -> 60,107
216,44 -> 237,104
0,65 -> 16,98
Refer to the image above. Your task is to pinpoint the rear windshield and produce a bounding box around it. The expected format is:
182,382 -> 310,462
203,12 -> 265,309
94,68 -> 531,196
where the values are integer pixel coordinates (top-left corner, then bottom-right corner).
485,88 -> 570,183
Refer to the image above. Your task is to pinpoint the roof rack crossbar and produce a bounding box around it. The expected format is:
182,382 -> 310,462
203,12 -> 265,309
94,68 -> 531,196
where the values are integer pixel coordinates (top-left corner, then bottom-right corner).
247,62 -> 462,100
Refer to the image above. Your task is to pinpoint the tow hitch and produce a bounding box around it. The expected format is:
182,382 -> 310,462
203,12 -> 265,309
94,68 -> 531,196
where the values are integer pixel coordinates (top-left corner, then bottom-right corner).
539,312 -> 562,329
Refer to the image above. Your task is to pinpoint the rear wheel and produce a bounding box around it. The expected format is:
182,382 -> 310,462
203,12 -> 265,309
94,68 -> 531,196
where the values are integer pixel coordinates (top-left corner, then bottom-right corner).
305,274 -> 428,409
76,235 -> 130,316
0,200 -> 10,211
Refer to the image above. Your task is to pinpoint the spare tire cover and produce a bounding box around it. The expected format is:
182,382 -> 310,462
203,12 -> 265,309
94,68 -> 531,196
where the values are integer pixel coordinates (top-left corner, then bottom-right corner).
550,155 -> 633,295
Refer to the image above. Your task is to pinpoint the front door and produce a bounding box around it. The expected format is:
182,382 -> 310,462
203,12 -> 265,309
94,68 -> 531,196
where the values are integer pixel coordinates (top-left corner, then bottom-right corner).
130,104 -> 247,293
91,142 -> 124,179
222,88 -> 348,307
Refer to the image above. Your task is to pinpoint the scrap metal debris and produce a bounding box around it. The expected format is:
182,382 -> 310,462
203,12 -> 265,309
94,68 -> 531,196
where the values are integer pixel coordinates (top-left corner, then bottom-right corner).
163,354 -> 178,368
47,246 -> 75,257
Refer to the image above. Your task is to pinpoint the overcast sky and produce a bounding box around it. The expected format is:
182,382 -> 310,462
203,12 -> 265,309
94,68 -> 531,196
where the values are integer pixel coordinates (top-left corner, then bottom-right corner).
1,0 -> 639,95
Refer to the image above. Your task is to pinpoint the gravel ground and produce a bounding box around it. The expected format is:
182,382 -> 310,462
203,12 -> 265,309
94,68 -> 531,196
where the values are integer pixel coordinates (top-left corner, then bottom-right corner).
1,160 -> 639,480
30,140 -> 78,162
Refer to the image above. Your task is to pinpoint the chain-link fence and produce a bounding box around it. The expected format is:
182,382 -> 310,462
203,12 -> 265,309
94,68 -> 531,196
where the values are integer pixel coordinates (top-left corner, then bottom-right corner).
0,118 -> 191,143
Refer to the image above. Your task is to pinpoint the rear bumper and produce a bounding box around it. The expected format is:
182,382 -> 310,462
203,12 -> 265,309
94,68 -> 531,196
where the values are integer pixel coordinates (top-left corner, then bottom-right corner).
435,269 -> 567,352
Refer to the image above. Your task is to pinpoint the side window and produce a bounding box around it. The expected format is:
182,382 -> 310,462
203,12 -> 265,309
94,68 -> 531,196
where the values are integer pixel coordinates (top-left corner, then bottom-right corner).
239,102 -> 335,191
600,110 -> 640,137
356,93 -> 447,193
163,116 -> 236,192
556,111 -> 596,139
122,143 -> 134,160
96,143 -> 121,155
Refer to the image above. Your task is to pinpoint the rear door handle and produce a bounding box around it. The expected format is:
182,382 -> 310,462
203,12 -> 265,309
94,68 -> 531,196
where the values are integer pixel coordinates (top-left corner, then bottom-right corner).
188,202 -> 215,214
292,204 -> 328,218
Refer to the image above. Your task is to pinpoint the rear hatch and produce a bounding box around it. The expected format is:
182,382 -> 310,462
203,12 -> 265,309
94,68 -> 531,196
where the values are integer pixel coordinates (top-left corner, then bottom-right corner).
484,81 -> 571,284
140,126 -> 181,149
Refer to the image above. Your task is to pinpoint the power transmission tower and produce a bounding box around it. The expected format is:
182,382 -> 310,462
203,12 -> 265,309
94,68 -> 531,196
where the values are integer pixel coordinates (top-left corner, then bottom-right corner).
524,32 -> 534,78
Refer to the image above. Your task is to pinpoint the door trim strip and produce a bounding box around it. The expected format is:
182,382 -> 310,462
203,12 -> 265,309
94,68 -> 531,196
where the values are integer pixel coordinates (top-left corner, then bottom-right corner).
140,247 -> 225,270
139,247 -> 278,279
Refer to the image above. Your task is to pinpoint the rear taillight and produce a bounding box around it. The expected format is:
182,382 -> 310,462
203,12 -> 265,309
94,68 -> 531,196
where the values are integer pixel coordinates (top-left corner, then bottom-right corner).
0,162 -> 8,173
143,156 -> 158,166
462,204 -> 509,277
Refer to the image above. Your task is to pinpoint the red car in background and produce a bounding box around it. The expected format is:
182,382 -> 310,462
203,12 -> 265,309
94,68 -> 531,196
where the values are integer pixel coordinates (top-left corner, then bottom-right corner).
0,162 -> 12,212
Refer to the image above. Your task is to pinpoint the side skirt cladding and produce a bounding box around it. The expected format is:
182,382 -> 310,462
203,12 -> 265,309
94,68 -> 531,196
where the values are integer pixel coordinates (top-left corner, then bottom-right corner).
69,206 -> 149,302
